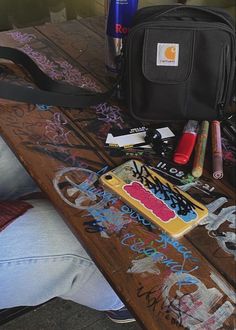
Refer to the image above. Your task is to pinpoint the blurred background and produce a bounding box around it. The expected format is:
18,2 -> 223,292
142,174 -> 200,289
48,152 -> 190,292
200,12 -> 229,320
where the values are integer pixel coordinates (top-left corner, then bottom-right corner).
0,0 -> 235,31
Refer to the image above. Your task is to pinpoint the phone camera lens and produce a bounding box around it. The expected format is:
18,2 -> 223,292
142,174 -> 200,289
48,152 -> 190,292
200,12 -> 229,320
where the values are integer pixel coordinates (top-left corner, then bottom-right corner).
105,175 -> 113,180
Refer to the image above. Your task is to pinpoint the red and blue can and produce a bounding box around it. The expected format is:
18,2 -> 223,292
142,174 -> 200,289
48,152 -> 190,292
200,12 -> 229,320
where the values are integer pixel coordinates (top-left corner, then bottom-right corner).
105,0 -> 138,75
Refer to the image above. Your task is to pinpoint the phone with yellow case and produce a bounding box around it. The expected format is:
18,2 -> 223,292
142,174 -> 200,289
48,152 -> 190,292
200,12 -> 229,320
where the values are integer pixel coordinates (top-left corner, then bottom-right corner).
99,159 -> 208,238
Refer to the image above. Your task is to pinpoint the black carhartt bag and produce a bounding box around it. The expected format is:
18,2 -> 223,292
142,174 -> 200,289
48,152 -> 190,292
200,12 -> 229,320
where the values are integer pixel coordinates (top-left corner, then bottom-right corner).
0,5 -> 235,122
123,5 -> 236,121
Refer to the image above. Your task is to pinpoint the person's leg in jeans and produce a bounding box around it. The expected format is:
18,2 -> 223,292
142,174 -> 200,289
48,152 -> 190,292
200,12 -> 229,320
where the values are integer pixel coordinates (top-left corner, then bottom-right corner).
0,136 -> 135,322
0,198 -> 123,311
0,136 -> 40,200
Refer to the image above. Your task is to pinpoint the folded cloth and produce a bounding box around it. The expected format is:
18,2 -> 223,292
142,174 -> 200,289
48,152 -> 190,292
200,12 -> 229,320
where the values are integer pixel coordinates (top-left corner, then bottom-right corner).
0,201 -> 32,232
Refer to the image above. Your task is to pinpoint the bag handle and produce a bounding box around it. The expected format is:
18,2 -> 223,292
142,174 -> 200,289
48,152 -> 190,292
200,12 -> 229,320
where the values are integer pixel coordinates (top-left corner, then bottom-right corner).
150,4 -> 235,29
0,46 -> 118,108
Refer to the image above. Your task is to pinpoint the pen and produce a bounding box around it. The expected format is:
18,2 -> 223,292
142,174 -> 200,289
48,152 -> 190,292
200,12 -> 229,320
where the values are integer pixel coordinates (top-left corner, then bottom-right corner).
192,121 -> 209,178
173,120 -> 199,165
211,120 -> 223,179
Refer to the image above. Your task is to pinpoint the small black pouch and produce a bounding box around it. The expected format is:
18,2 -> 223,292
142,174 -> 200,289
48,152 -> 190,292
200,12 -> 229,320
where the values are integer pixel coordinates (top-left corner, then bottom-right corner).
124,5 -> 236,122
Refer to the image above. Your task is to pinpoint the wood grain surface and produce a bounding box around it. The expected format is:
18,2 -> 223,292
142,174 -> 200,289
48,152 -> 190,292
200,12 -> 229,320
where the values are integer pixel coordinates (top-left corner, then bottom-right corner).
0,18 -> 235,330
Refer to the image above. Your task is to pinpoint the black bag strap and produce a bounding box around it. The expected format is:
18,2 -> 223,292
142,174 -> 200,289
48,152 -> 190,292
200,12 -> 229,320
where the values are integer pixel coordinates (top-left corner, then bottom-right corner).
0,46 -> 118,108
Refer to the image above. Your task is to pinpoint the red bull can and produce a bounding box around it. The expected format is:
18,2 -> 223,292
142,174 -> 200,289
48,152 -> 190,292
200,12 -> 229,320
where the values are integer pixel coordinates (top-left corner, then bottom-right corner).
105,0 -> 138,76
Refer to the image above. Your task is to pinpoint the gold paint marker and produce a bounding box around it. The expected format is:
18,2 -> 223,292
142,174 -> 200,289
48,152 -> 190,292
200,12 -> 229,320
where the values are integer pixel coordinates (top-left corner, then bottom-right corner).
192,121 -> 209,178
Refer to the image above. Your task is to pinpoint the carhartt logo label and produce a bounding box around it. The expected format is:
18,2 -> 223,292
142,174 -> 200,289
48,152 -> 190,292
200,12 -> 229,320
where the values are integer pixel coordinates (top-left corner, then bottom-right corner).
156,43 -> 179,66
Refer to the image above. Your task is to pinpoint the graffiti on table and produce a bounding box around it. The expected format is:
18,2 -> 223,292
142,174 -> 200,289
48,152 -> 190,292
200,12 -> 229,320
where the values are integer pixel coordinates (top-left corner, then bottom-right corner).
84,206 -> 132,236
127,257 -> 161,275
19,44 -> 101,92
120,229 -> 236,327
210,271 -> 236,304
169,166 -> 236,260
53,167 -> 115,210
3,107 -> 48,142
201,197 -> 236,260
161,272 -> 234,330
121,232 -> 199,278
53,166 -> 134,235
36,104 -> 52,111
24,141 -> 102,169
172,172 -> 236,260
137,272 -> 234,329
3,105 -> 106,169
137,282 -> 185,328
4,109 -> 72,146
93,103 -> 125,129
7,30 -> 101,93
52,165 -> 235,329
7,31 -> 36,43
43,112 -> 72,146
53,166 -> 158,234
83,103 -> 137,143
53,166 -> 203,277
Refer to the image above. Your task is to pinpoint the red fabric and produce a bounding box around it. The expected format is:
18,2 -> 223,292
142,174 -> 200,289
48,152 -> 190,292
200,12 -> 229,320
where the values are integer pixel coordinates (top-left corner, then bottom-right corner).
0,201 -> 32,232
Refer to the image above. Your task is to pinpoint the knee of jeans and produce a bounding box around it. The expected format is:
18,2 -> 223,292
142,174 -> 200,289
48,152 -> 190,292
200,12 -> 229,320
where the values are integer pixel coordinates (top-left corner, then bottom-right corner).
0,167 -> 39,200
0,140 -> 39,199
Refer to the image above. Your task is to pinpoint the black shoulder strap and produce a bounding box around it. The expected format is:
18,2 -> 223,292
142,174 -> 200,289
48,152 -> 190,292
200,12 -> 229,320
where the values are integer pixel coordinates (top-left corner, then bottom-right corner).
0,46 -> 117,108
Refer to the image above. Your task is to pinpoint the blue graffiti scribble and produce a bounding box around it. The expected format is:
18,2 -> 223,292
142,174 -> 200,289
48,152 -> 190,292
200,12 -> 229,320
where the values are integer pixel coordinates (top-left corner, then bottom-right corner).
36,104 -> 52,111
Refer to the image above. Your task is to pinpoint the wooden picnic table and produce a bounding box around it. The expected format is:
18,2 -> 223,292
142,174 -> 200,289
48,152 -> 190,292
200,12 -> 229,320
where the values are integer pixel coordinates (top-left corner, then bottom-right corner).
0,17 -> 235,330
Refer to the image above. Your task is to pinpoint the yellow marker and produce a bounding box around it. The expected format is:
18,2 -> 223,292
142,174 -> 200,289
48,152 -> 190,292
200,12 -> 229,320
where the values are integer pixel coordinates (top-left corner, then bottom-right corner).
192,121 -> 209,178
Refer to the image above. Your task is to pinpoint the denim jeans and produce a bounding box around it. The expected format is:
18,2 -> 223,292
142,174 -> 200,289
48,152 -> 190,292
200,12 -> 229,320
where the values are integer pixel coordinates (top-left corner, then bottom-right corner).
0,136 -> 123,311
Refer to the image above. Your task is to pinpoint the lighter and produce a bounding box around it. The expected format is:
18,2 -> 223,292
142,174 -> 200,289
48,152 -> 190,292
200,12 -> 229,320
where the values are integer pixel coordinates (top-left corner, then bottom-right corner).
173,120 -> 199,165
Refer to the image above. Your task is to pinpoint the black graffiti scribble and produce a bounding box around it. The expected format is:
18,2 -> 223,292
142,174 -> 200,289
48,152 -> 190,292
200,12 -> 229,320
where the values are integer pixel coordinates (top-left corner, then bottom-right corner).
137,283 -> 163,312
137,283 -> 185,328
136,282 -> 207,329
132,161 -> 204,217
166,292 -> 205,326
22,141 -> 105,170
83,219 -> 106,233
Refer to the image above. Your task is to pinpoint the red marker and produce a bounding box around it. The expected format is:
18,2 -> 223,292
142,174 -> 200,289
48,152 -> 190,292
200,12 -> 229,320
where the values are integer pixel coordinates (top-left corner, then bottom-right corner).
173,120 -> 199,165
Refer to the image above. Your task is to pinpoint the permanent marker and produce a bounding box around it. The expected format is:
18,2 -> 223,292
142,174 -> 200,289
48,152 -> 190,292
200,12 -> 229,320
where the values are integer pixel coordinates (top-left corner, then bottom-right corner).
192,121 -> 209,178
211,120 -> 223,179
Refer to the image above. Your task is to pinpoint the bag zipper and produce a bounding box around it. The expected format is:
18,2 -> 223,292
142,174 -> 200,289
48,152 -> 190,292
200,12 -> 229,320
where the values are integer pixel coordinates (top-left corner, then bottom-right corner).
127,21 -> 235,41
132,5 -> 234,30
217,44 -> 230,118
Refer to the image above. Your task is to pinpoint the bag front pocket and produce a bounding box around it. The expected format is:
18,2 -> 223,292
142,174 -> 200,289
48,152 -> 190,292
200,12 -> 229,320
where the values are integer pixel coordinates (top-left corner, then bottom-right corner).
134,27 -> 195,121
142,28 -> 194,84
